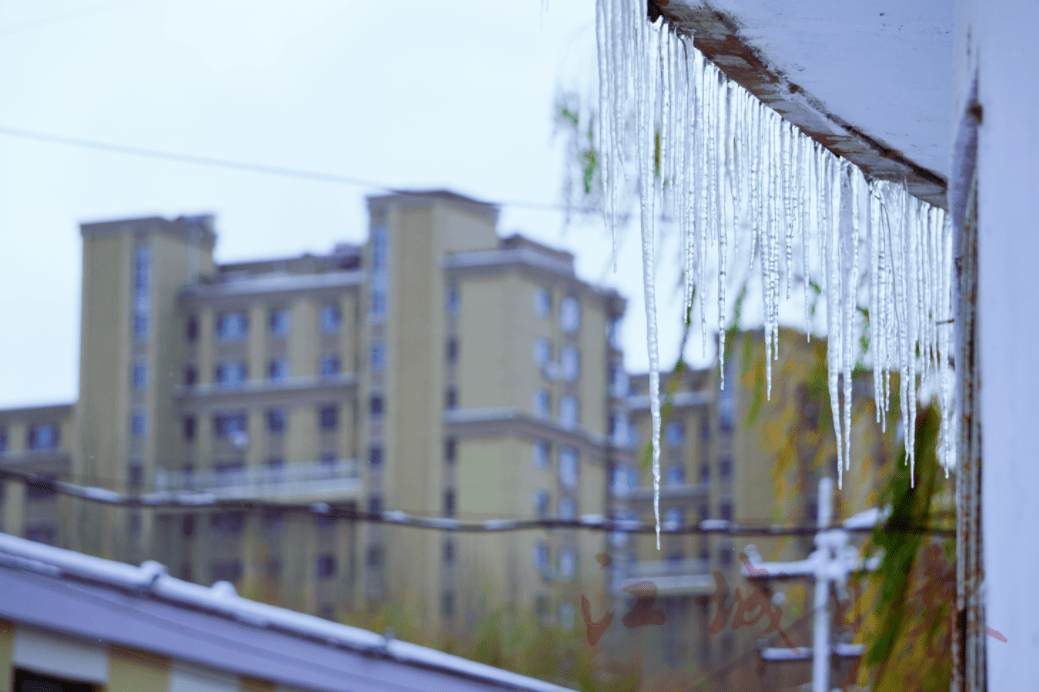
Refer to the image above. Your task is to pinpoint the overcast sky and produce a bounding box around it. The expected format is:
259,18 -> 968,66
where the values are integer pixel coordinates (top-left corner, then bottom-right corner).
0,0 -> 718,409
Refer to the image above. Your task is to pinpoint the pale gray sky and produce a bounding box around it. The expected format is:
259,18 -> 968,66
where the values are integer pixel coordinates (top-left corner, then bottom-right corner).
0,0 -> 710,408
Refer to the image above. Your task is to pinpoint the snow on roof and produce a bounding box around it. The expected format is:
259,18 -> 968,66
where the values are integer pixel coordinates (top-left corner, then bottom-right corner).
181,269 -> 363,301
0,532 -> 576,692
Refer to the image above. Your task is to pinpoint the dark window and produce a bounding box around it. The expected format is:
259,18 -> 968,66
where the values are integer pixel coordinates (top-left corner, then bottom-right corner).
720,457 -> 733,481
445,388 -> 457,410
28,424 -> 59,450
186,315 -> 198,342
699,462 -> 710,483
366,544 -> 383,568
720,502 -> 733,521
263,507 -> 285,534
134,314 -> 149,339
698,548 -> 710,564
369,446 -> 383,467
268,358 -> 289,381
720,548 -> 733,568
183,416 -> 196,440
316,511 -> 335,529
367,494 -> 383,515
269,309 -> 290,337
317,553 -> 337,580
24,524 -> 57,545
699,504 -> 709,523
369,396 -> 383,417
213,413 -> 246,437
700,414 -> 711,441
26,476 -> 56,500
441,590 -> 455,619
443,540 -> 455,565
446,284 -> 460,316
130,413 -> 145,437
182,515 -> 195,538
807,499 -> 819,523
184,365 -> 197,386
0,427 -> 6,452
217,311 -> 248,341
370,290 -> 386,317
320,354 -> 340,377
267,408 -> 286,434
211,560 -> 242,583
128,464 -> 144,490
210,511 -> 246,535
446,338 -> 458,363
14,668 -> 96,692
444,437 -> 456,464
443,488 -> 456,517
320,304 -> 342,333
319,405 -> 338,431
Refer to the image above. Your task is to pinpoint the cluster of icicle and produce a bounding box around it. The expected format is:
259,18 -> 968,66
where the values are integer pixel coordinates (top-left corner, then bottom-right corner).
595,0 -> 956,546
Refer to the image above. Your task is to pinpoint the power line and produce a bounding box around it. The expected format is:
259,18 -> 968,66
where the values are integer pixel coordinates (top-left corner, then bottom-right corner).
0,465 -> 954,537
0,124 -> 569,213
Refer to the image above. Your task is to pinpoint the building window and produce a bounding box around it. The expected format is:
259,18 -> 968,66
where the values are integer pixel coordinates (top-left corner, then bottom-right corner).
216,311 -> 248,341
216,361 -> 247,388
182,515 -> 195,538
611,464 -> 637,495
184,365 -> 197,386
443,540 -> 455,565
211,560 -> 243,583
720,502 -> 733,522
665,421 -> 685,448
720,545 -> 733,567
532,439 -> 550,469
559,447 -> 578,489
213,412 -> 247,438
316,553 -> 337,580
608,317 -> 622,350
369,395 -> 384,417
268,358 -> 289,382
533,388 -> 550,418
559,547 -> 576,580
128,463 -> 144,490
263,506 -> 285,533
186,315 -> 198,342
319,405 -> 338,431
533,490 -> 549,518
445,337 -> 459,364
701,413 -> 711,441
447,283 -> 460,316
559,296 -> 581,333
320,354 -> 341,377
28,424 -> 59,450
610,414 -> 630,447
370,343 -> 385,371
24,525 -> 57,545
610,365 -> 628,397
130,413 -> 146,438
807,499 -> 819,523
720,457 -> 733,482
320,304 -> 341,334
534,542 -> 549,572
0,427 -> 8,452
132,360 -> 148,389
266,408 -> 286,434
664,507 -> 684,530
369,446 -> 383,467
366,544 -> 384,569
666,463 -> 686,486
444,437 -> 456,465
367,494 -> 383,515
559,395 -> 579,429
443,488 -> 456,517
534,287 -> 551,319
269,308 -> 290,337
700,462 -> 710,483
445,388 -> 458,410
210,511 -> 246,535
558,495 -> 576,520
560,345 -> 579,381
699,504 -> 709,523
134,313 -> 149,340
533,337 -> 551,368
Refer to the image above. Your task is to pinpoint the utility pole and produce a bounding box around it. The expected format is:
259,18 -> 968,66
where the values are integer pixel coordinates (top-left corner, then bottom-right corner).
742,478 -> 881,692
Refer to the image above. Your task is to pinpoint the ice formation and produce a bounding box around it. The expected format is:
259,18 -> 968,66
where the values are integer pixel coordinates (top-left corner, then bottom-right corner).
595,1 -> 956,537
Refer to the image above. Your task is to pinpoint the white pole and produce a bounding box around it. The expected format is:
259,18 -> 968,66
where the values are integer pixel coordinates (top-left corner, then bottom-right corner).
812,477 -> 833,692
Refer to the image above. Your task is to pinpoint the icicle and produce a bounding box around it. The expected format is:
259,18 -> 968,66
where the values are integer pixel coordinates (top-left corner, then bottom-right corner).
826,156 -> 845,489
844,167 -> 861,474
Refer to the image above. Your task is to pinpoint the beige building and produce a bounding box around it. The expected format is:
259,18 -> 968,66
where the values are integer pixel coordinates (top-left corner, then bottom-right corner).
0,190 -> 626,634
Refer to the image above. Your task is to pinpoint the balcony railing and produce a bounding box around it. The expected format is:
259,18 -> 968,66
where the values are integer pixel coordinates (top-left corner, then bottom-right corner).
612,558 -> 715,596
154,459 -> 360,500
612,482 -> 709,502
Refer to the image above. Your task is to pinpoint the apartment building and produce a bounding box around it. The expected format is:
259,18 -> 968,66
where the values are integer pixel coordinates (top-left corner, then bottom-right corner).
0,190 -> 626,633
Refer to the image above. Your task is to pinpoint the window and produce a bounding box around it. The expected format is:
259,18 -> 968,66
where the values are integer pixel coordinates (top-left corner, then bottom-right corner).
370,343 -> 385,371
211,560 -> 243,583
24,525 -> 57,545
720,457 -> 733,482
320,354 -> 341,377
443,488 -> 456,517
130,413 -> 145,437
370,289 -> 386,317
446,284 -> 460,316
369,395 -> 384,417
558,496 -> 576,520
533,388 -> 550,418
807,499 -> 819,523
446,338 -> 458,363
610,364 -> 628,397
367,494 -> 383,515
699,504 -> 709,523
560,345 -> 579,381
720,546 -> 733,568
665,421 -> 686,448
533,337 -> 551,368
444,438 -> 456,464
441,590 -> 455,619
559,547 -> 576,580
182,515 -> 195,538
134,246 -> 150,291
533,490 -> 549,518
445,388 -> 457,410
534,287 -> 551,319
263,506 -> 285,533
443,540 -> 455,565
320,303 -> 341,333
132,360 -> 148,389
559,395 -> 579,429
701,413 -> 711,441
268,358 -> 289,382
319,405 -> 338,431
532,439 -> 550,469
559,447 -> 578,489
608,317 -> 622,350
186,315 -> 198,342
720,502 -> 733,522
664,507 -> 684,529
214,413 -> 246,438
610,414 -> 630,447
534,542 -> 549,571
0,427 -> 7,452
128,463 -> 144,490
216,361 -> 247,388
269,308 -> 290,337
320,455 -> 336,480
134,313 -> 149,340
369,446 -> 383,467
366,544 -> 384,568
700,462 -> 711,483
210,511 -> 246,535
217,311 -> 248,341
184,365 -> 197,386
28,424 -> 59,450
559,296 -> 581,333
666,463 -> 686,486
611,464 -> 637,495
317,553 -> 337,580
699,548 -> 710,565
266,408 -> 286,434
